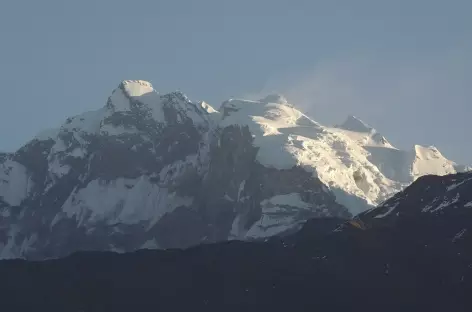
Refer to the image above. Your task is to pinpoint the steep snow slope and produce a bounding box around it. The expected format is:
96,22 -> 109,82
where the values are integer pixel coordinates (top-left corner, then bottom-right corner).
0,82 -> 468,259
218,96 -> 467,214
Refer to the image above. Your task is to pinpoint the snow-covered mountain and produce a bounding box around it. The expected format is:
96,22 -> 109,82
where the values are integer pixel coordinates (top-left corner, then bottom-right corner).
219,95 -> 468,214
0,80 -> 468,259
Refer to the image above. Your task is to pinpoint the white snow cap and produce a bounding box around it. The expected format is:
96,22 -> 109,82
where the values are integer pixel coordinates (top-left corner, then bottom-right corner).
31,79 -> 218,145
338,115 -> 374,133
108,80 -> 161,116
120,80 -> 155,97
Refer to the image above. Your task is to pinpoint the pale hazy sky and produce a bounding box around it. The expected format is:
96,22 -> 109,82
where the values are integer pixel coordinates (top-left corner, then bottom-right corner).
1,0 -> 471,163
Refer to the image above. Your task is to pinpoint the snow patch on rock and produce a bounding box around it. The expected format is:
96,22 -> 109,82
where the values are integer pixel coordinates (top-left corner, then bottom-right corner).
245,193 -> 312,238
0,160 -> 32,206
59,176 -> 193,227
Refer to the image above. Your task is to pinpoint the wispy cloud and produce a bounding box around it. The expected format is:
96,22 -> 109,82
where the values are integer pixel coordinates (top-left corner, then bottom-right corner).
241,47 -> 472,163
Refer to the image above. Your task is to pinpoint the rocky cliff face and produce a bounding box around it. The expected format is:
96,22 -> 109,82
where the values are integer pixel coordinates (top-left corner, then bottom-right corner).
1,171 -> 471,311
0,80 -> 467,259
0,81 -> 349,259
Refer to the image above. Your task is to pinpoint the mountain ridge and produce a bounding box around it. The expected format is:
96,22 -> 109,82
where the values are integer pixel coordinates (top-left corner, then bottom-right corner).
0,80 -> 468,259
1,169 -> 471,311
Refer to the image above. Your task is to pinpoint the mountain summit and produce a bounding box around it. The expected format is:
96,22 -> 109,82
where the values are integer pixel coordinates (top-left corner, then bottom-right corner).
338,115 -> 374,133
0,80 -> 468,259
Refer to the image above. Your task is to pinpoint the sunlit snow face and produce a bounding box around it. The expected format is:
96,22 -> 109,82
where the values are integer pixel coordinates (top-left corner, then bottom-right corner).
217,96 -> 467,214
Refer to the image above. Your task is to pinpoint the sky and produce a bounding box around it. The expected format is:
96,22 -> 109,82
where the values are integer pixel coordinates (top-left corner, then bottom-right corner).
0,0 -> 471,163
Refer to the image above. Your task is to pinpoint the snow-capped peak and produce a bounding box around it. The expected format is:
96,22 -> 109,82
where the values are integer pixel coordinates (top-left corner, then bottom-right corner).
333,115 -> 392,148
106,80 -> 216,127
410,144 -> 467,180
2,80 -> 470,259
414,145 -> 441,159
120,80 -> 156,97
107,80 -> 161,116
17,83 -> 470,216
217,97 -> 470,214
29,80 -> 219,171
338,115 -> 374,133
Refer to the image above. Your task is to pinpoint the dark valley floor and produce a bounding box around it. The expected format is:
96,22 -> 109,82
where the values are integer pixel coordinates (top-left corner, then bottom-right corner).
1,173 -> 471,312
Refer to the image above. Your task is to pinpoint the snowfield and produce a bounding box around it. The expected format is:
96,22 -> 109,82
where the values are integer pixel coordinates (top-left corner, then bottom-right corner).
219,94 -> 468,214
